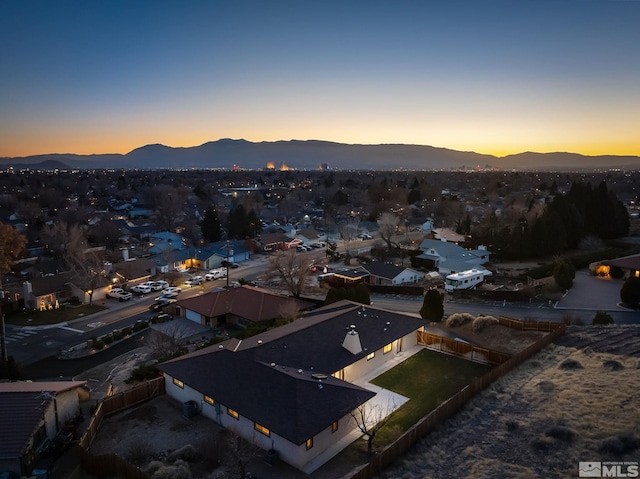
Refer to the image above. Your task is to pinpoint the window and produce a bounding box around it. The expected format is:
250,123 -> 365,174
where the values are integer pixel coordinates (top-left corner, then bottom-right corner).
366,351 -> 375,361
254,423 -> 270,437
227,408 -> 239,419
172,378 -> 184,388
204,395 -> 214,405
306,437 -> 313,450
332,421 -> 339,433
383,343 -> 392,354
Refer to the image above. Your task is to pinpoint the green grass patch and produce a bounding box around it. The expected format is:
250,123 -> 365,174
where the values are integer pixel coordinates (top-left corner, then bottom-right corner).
371,349 -> 492,444
5,304 -> 107,326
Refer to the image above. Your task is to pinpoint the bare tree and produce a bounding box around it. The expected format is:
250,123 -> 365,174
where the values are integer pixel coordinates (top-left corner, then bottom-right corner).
377,212 -> 400,252
219,430 -> 263,479
268,248 -> 314,298
350,399 -> 397,455
145,323 -> 188,358
338,218 -> 360,262
0,223 -> 27,361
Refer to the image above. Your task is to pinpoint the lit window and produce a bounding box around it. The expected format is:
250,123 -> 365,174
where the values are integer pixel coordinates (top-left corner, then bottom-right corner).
254,423 -> 270,437
366,352 -> 375,361
383,343 -> 392,354
227,408 -> 239,419
306,437 -> 313,450
172,378 -> 184,388
204,395 -> 214,405
332,421 -> 339,433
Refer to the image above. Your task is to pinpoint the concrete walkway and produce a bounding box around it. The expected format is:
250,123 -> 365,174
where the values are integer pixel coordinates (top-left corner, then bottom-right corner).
301,344 -> 424,474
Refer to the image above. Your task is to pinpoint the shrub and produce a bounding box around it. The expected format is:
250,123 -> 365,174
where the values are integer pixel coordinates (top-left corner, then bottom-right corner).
102,334 -> 114,345
599,432 -> 640,455
126,364 -> 160,383
112,330 -> 123,341
545,425 -> 576,442
122,327 -> 133,336
558,358 -> 583,370
592,311 -> 614,326
472,315 -> 498,332
168,444 -> 200,462
445,312 -> 474,328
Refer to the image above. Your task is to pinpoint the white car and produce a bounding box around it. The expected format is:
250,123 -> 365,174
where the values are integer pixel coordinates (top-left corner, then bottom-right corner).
163,286 -> 182,295
153,280 -> 169,290
106,288 -> 133,301
131,284 -> 152,295
205,269 -> 226,280
140,281 -> 163,292
358,233 -> 373,240
185,276 -> 204,287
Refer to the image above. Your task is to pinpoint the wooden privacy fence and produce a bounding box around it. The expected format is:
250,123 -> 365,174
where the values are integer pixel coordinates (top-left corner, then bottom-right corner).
498,315 -> 565,332
77,377 -> 165,478
347,324 -> 566,479
417,331 -> 512,365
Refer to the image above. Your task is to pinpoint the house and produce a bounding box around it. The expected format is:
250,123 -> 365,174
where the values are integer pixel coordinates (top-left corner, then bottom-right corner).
362,263 -> 425,286
260,232 -> 294,252
330,267 -> 370,285
293,227 -> 326,246
21,272 -> 111,309
415,238 -> 491,275
0,381 -> 87,476
111,258 -> 156,287
590,254 -> 640,278
146,232 -> 185,255
158,301 -> 425,473
175,285 -> 315,327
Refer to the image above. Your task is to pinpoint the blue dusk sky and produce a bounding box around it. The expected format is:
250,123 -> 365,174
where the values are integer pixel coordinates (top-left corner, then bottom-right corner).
1,0 -> 639,158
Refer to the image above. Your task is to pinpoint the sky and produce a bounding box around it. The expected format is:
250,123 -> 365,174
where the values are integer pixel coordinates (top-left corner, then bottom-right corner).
1,0 -> 639,158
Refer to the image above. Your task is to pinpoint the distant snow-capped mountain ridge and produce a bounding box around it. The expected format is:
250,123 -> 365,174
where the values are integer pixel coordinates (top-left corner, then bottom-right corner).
1,139 -> 639,171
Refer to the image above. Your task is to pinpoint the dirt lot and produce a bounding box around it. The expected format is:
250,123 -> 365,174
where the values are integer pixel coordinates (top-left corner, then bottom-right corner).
380,325 -> 640,479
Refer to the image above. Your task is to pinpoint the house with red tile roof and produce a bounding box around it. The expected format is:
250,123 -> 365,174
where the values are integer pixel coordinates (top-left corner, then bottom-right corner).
175,285 -> 316,327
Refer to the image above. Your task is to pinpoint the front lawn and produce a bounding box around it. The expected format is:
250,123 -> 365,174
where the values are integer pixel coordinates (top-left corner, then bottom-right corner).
5,304 -> 107,326
371,349 -> 492,444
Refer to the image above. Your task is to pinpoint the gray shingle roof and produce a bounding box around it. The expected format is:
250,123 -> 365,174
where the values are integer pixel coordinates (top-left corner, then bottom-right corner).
159,301 -> 424,444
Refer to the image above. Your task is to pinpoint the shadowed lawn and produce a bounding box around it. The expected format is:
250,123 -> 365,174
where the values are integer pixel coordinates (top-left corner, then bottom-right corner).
5,304 -> 106,326
371,349 -> 492,444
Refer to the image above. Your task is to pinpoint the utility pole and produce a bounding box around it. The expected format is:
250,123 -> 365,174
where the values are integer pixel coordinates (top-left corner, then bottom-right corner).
0,290 -> 7,362
226,240 -> 230,288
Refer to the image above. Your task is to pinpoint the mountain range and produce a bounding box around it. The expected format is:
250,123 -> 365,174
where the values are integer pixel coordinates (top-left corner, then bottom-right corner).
1,139 -> 639,171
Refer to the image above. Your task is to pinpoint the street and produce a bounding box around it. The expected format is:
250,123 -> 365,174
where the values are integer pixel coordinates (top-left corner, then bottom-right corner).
6,247 -> 639,376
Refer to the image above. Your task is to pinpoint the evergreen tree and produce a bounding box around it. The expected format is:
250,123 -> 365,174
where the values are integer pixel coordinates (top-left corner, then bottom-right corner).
553,260 -> 576,290
354,283 -> 371,305
620,276 -> 640,309
420,289 -> 444,322
200,207 -> 221,242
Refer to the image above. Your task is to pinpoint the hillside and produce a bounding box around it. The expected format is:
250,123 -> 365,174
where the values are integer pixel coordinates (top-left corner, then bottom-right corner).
1,139 -> 639,171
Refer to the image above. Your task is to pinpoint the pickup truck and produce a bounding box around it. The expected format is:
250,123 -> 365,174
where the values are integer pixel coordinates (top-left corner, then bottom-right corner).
106,288 -> 133,301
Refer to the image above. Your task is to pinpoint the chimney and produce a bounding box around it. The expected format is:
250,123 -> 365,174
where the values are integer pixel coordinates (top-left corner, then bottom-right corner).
342,325 -> 363,355
122,248 -> 129,261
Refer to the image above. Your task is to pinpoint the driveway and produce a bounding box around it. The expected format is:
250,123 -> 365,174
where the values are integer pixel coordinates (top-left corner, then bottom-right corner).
556,269 -> 629,312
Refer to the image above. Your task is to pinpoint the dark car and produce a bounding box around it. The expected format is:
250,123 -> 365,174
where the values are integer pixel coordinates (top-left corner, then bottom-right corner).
149,298 -> 177,311
221,260 -> 239,268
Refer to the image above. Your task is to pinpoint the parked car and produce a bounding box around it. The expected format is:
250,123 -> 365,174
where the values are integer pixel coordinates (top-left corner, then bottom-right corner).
221,260 -> 239,268
163,286 -> 182,295
311,242 -> 326,248
205,270 -> 223,281
106,288 -> 133,301
131,284 -> 152,295
185,276 -> 204,287
296,244 -> 312,252
152,280 -> 169,290
358,233 -> 373,240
